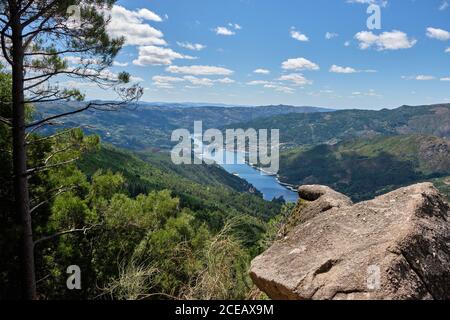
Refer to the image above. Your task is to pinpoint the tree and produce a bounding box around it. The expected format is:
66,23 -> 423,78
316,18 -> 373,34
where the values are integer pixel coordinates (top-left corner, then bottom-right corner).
0,0 -> 142,299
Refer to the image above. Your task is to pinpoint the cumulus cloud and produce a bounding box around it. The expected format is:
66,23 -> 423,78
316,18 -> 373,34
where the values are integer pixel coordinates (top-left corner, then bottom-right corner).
329,65 -> 376,74
282,57 -> 319,71
166,65 -> 234,76
177,42 -> 207,51
106,5 -> 166,46
133,46 -> 195,66
329,65 -> 357,74
290,30 -> 309,42
113,61 -> 129,67
354,30 -> 417,50
214,27 -> 235,36
278,73 -> 312,85
440,77 -> 450,81
426,27 -> 450,41
247,80 -> 271,85
253,68 -> 270,74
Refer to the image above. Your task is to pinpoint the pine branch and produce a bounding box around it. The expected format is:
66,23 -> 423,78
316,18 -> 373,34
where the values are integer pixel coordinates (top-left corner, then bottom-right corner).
33,223 -> 103,247
26,101 -> 129,128
25,120 -> 63,139
30,185 -> 79,214
26,158 -> 78,176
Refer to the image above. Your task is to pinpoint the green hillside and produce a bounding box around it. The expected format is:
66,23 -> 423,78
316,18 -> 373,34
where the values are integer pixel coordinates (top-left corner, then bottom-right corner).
36,102 -> 331,150
277,135 -> 450,201
226,104 -> 450,148
78,146 -> 283,240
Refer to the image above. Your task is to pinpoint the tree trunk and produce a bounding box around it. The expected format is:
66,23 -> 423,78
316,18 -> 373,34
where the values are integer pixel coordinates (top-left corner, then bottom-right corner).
10,2 -> 37,300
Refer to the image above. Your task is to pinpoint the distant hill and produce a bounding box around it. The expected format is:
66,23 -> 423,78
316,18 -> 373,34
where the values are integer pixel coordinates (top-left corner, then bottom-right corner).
36,102 -> 333,150
277,134 -> 450,201
227,104 -> 450,148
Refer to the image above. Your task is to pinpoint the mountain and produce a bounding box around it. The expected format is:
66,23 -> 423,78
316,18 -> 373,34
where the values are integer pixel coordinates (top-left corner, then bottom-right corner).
36,102 -> 334,150
226,104 -> 450,149
277,134 -> 450,201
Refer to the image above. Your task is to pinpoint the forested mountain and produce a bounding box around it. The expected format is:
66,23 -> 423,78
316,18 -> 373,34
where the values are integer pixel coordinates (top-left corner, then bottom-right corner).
278,135 -> 450,201
35,102 -> 332,150
227,104 -> 450,149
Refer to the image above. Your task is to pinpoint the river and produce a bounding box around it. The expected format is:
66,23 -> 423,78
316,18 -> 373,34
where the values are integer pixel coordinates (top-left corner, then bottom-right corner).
193,138 -> 299,202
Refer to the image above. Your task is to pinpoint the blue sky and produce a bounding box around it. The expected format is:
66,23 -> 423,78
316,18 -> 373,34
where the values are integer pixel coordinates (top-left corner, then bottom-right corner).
81,0 -> 450,109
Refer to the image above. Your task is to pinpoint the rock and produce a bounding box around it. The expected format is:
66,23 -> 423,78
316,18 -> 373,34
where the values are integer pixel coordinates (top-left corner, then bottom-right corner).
250,183 -> 450,300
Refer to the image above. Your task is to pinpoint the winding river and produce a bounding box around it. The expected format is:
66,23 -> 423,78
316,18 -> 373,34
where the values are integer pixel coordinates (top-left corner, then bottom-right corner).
193,138 -> 299,202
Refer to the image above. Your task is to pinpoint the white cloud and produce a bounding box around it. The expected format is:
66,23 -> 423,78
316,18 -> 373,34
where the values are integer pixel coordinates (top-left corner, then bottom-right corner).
228,23 -> 242,30
133,46 -> 195,66
166,65 -> 234,76
106,5 -> 166,46
183,76 -> 214,87
152,75 -> 185,88
215,77 -> 235,84
214,27 -> 235,36
355,30 -> 417,50
264,84 -> 295,94
290,30 -> 309,42
152,75 -> 185,83
253,68 -> 270,74
65,56 -> 99,65
325,32 -> 339,40
278,73 -> 312,85
136,8 -> 163,22
446,47 -> 450,53
426,27 -> 450,41
440,77 -> 450,81
247,80 -> 271,85
344,41 -> 351,47
177,42 -> 206,51
282,57 -> 319,71
329,65 -> 358,74
113,61 -> 129,67
403,75 -> 436,81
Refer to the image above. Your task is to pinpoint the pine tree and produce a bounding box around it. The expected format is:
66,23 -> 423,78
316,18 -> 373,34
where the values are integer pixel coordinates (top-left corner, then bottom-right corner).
0,0 -> 142,299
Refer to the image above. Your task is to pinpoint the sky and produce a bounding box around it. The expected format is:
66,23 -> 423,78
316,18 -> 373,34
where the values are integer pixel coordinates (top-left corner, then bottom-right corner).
70,0 -> 450,109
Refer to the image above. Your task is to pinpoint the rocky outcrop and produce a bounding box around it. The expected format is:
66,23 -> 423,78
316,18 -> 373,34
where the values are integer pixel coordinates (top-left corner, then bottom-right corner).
250,183 -> 450,300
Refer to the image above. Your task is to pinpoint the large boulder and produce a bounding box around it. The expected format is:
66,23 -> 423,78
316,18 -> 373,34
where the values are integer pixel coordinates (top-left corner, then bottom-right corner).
250,183 -> 450,300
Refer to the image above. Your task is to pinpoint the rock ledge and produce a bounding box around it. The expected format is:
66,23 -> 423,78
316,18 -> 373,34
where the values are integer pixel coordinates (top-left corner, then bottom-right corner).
250,183 -> 450,300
